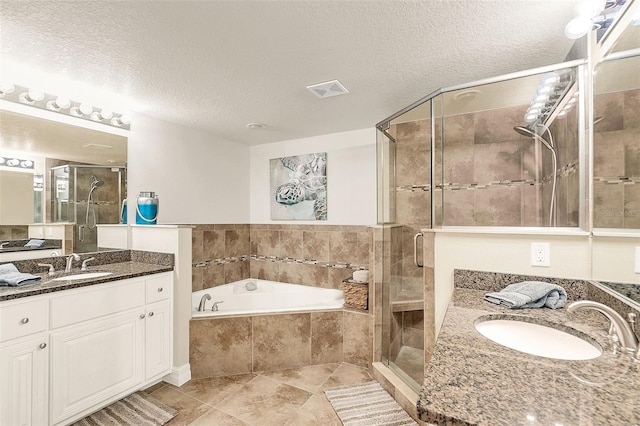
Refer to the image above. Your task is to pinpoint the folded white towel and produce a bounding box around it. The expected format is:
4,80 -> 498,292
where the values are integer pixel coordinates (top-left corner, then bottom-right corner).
484,281 -> 567,309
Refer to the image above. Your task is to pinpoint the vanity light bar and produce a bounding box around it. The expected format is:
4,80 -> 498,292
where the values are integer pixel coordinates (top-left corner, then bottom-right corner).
0,156 -> 34,169
0,83 -> 130,130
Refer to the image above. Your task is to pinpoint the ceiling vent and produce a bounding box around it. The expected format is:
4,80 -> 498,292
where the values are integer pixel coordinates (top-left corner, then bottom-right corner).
306,80 -> 349,99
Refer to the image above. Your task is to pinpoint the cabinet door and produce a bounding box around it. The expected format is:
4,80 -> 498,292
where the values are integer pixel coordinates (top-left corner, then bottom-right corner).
145,300 -> 172,381
0,334 -> 49,426
50,309 -> 144,425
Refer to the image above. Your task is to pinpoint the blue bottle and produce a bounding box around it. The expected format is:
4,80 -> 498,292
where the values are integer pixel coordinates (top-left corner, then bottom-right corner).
136,192 -> 158,225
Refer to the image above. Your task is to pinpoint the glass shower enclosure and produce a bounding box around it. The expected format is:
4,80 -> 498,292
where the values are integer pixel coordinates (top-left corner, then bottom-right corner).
51,165 -> 126,252
376,61 -> 583,391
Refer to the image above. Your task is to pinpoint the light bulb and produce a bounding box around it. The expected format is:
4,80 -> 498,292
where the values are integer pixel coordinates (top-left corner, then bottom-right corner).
541,72 -> 560,86
20,160 -> 33,168
0,82 -> 15,95
534,94 -> 549,103
530,101 -> 546,109
537,85 -> 554,95
99,109 -> 113,120
0,157 -> 5,165
565,16 -> 593,39
27,88 -> 44,102
527,107 -> 541,115
55,96 -> 71,109
119,114 -> 131,125
79,103 -> 93,115
524,113 -> 538,124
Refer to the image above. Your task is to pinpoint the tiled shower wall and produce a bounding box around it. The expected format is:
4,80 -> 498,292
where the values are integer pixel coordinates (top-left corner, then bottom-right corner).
593,88 -> 640,229
390,104 -> 579,227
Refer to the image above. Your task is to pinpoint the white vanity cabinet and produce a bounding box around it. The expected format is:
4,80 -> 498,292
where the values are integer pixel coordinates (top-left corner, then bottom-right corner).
0,271 -> 173,426
0,296 -> 50,426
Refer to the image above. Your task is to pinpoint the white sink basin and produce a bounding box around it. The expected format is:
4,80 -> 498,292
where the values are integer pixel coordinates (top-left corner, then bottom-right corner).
475,318 -> 601,360
52,272 -> 113,281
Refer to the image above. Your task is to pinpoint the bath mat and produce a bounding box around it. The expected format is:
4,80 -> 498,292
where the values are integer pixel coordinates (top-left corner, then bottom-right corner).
324,381 -> 418,425
71,391 -> 177,426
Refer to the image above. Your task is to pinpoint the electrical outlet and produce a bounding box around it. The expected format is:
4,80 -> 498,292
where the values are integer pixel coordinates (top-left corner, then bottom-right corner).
635,247 -> 640,274
531,243 -> 550,267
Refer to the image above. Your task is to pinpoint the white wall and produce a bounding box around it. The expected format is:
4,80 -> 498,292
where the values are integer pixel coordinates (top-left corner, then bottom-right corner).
433,231 -> 593,332
128,113 -> 250,224
249,128 -> 377,225
592,236 -> 640,284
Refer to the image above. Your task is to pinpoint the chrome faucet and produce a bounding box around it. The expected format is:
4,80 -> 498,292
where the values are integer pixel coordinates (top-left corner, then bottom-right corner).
198,294 -> 211,312
568,300 -> 639,360
212,301 -> 224,312
0,242 -> 9,249
37,263 -> 55,275
81,257 -> 95,271
65,253 -> 81,272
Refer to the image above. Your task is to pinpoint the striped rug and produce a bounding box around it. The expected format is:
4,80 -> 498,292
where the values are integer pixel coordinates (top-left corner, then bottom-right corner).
324,381 -> 418,426
72,391 -> 177,426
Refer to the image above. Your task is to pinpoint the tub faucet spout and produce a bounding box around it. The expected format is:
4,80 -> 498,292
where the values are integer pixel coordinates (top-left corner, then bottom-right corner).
567,300 -> 639,360
212,301 -> 224,312
198,294 -> 211,312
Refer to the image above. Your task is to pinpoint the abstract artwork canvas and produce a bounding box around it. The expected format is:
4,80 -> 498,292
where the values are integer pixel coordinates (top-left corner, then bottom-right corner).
270,152 -> 327,220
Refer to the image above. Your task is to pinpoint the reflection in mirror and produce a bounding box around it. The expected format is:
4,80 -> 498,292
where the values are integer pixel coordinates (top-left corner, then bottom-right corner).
591,280 -> 640,311
0,109 -> 127,253
593,55 -> 640,229
604,1 -> 640,52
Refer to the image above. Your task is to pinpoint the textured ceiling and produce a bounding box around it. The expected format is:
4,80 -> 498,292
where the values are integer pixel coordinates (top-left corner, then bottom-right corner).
0,0 -> 582,146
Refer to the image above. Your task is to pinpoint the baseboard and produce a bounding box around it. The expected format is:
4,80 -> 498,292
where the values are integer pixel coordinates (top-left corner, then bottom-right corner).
163,363 -> 191,387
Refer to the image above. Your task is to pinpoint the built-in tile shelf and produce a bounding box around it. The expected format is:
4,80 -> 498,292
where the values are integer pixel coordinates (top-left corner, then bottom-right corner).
391,291 -> 424,312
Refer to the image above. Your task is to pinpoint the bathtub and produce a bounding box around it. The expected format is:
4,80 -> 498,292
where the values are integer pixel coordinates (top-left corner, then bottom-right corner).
192,278 -> 345,317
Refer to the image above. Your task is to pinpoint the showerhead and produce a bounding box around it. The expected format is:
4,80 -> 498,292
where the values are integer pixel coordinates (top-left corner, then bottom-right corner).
90,176 -> 104,190
513,126 -> 537,138
513,126 -> 555,152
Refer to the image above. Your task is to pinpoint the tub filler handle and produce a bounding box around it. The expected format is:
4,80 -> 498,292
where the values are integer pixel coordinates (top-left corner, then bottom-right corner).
212,301 -> 224,312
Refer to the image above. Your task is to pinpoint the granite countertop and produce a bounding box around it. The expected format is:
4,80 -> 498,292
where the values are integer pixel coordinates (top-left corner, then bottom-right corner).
417,288 -> 640,425
0,239 -> 62,253
0,250 -> 174,301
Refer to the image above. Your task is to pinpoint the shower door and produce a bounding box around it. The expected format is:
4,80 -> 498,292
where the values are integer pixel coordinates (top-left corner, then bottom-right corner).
376,101 -> 431,391
51,165 -> 126,253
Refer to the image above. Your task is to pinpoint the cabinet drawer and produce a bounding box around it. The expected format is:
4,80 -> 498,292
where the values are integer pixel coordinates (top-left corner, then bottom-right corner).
0,298 -> 48,343
145,274 -> 172,304
51,279 -> 145,329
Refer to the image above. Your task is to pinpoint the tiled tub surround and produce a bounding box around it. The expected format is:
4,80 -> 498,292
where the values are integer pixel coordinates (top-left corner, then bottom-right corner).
0,249 -> 174,301
0,225 -> 29,240
190,309 -> 372,378
417,270 -> 640,425
191,224 -> 370,293
593,88 -> 640,229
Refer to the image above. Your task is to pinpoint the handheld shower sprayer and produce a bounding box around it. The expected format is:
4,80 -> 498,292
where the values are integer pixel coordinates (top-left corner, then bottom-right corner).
514,125 -> 557,227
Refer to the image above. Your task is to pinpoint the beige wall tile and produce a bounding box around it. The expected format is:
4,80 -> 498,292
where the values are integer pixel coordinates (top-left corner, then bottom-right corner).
303,231 -> 329,261
343,311 -> 373,368
189,317 -> 252,378
225,229 -> 249,257
192,266 -> 203,292
280,230 -> 303,259
253,314 -> 311,371
224,261 -> 249,283
250,260 -> 280,281
203,230 -> 225,260
329,231 -> 357,264
203,264 -> 225,288
311,311 -> 344,364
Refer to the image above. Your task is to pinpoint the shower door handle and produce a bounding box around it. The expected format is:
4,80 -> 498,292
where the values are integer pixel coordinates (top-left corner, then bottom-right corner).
413,233 -> 424,268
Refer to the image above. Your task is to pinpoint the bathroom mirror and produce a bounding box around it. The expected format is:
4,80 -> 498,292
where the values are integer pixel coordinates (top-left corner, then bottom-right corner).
592,19 -> 640,229
0,108 -> 127,252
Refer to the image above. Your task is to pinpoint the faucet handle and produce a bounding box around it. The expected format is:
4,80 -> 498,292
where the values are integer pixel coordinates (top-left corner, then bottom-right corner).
81,257 -> 96,271
37,263 -> 55,275
212,301 -> 224,312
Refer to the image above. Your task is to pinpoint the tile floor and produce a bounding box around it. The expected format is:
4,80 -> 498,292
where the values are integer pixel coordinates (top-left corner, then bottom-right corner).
145,362 -> 373,426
